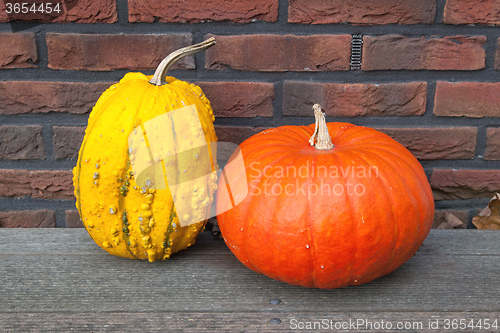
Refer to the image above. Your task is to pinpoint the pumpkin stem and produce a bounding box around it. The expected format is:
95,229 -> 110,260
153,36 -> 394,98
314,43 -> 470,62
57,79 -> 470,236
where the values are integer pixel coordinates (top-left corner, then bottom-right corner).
149,37 -> 216,86
309,104 -> 334,150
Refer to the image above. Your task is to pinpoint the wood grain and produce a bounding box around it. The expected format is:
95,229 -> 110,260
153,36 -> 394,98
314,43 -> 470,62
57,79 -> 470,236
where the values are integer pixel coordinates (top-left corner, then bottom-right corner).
1,312 -> 499,332
0,229 -> 498,331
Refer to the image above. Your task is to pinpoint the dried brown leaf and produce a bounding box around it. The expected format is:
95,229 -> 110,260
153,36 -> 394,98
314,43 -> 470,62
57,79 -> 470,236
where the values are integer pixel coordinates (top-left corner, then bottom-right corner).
472,193 -> 500,229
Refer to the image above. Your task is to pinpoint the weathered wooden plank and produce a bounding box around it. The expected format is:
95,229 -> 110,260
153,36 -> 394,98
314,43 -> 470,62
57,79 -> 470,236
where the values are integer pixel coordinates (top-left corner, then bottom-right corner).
0,312 -> 499,332
1,229 -> 500,256
5,229 -> 500,256
0,233 -> 499,313
0,228 -> 498,255
416,230 -> 500,255
0,252 -> 500,312
0,229 -> 229,255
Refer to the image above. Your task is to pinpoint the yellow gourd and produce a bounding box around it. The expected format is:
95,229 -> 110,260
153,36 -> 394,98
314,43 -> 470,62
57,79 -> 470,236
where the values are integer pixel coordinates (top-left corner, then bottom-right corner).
73,38 -> 218,262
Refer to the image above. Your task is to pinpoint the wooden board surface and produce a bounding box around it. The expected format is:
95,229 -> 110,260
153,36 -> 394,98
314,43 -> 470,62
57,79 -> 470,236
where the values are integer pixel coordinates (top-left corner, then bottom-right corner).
1,312 -> 500,332
0,229 -> 499,332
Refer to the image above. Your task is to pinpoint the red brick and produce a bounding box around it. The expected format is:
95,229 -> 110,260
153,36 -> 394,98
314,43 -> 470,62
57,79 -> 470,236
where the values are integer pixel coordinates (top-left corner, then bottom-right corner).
197,82 -> 274,117
289,0 -> 435,25
0,33 -> 37,68
0,169 -> 74,200
215,126 -> 268,145
283,81 -> 427,117
0,126 -> 45,160
362,35 -> 486,70
430,169 -> 500,200
0,0 -> 116,23
47,33 -> 193,71
0,81 -> 111,115
432,210 -> 468,229
65,210 -> 83,228
434,82 -> 500,117
53,127 -> 85,159
205,34 -> 351,72
0,210 -> 55,228
444,0 -> 500,25
129,0 -> 278,23
485,128 -> 500,160
377,127 -> 477,160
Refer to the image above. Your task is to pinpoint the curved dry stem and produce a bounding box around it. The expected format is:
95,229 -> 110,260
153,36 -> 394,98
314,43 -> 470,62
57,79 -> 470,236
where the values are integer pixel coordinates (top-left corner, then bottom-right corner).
149,37 -> 216,86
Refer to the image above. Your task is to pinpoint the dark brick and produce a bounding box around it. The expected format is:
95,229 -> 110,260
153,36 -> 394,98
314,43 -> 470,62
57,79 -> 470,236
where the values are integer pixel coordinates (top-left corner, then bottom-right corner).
283,81 -> 427,117
0,81 -> 111,115
0,33 -> 37,68
430,169 -> 500,200
129,0 -> 278,23
289,0 -> 436,25
53,127 -> 85,159
362,35 -> 486,70
434,82 -> 500,117
0,169 -> 74,200
0,210 -> 55,228
65,210 -> 83,228
197,82 -> 274,117
377,127 -> 477,160
496,38 -> 500,70
215,126 -> 269,145
432,210 -> 468,229
485,128 -> 500,160
444,0 -> 500,25
47,33 -> 194,71
205,34 -> 351,72
0,126 -> 45,160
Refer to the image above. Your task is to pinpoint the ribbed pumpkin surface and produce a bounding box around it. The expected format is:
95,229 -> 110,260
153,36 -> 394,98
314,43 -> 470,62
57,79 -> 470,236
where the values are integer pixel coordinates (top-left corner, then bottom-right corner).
216,122 -> 434,288
73,72 -> 218,262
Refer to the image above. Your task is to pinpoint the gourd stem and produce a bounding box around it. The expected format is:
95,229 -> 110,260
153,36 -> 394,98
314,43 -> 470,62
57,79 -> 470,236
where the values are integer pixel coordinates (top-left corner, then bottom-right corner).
309,104 -> 334,150
149,37 -> 216,86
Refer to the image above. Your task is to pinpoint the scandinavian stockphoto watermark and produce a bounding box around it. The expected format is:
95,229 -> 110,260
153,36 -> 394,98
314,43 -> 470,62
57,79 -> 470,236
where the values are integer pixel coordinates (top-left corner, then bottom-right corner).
289,317 -> 500,331
128,104 -> 380,227
290,318 -> 424,331
128,104 -> 247,227
247,162 -> 379,200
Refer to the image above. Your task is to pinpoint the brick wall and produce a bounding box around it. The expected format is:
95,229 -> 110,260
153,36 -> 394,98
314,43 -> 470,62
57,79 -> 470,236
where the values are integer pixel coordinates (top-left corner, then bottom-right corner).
1,0 -> 499,229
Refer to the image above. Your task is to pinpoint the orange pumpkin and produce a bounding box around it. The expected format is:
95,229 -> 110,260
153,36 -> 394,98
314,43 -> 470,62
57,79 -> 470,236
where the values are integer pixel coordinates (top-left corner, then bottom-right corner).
216,104 -> 434,289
